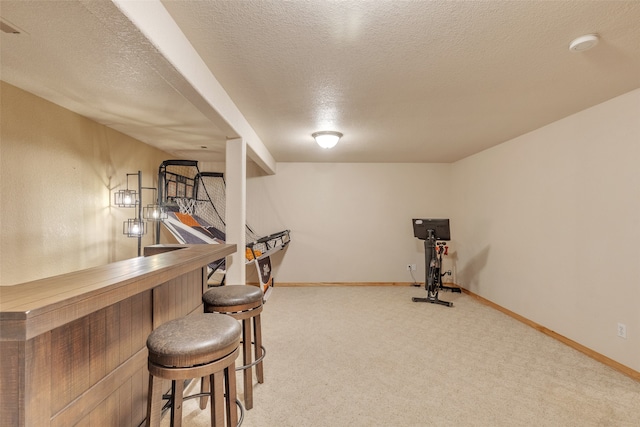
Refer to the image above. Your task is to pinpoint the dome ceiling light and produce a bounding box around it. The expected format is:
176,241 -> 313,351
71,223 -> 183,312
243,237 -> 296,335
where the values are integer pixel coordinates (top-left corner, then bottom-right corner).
312,131 -> 343,149
569,34 -> 599,53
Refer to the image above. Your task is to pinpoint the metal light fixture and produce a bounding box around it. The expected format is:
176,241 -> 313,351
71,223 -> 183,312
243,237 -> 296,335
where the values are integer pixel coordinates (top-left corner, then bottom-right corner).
143,203 -> 167,221
312,131 -> 343,149
113,171 -> 165,256
123,218 -> 146,237
113,172 -> 139,208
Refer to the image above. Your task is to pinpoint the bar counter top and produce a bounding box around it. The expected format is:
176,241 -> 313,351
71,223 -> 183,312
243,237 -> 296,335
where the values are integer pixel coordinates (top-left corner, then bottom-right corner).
0,243 -> 236,341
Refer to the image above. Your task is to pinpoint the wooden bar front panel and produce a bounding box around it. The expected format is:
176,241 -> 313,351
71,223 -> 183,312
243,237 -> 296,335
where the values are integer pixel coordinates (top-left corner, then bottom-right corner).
0,244 -> 235,427
49,290 -> 152,426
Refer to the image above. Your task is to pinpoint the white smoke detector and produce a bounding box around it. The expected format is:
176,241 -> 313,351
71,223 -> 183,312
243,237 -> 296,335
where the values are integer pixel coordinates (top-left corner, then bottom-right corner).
569,34 -> 599,53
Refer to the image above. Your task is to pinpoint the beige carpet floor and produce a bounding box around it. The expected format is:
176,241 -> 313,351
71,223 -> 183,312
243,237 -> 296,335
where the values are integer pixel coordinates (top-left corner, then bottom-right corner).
163,286 -> 640,426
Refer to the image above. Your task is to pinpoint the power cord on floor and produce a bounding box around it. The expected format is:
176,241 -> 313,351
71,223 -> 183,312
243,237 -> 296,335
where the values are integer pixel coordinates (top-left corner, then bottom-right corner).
409,269 -> 421,287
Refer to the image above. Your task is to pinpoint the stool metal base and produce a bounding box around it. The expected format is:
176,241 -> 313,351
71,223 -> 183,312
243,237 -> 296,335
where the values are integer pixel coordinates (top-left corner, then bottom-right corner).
205,305 -> 264,409
147,348 -> 239,427
236,342 -> 266,372
146,387 -> 245,427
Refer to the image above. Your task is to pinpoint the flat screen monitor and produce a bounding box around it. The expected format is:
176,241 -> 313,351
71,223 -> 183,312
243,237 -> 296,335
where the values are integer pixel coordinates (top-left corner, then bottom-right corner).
412,218 -> 450,241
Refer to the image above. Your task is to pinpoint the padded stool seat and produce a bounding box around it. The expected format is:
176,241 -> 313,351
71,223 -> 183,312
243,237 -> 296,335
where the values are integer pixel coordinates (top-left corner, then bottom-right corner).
203,286 -> 265,410
203,285 -> 264,308
146,313 -> 242,427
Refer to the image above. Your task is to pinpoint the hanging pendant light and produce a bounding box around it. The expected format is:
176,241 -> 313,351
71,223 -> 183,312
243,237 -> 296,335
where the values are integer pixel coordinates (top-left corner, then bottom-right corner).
114,188 -> 138,208
123,218 -> 146,237
143,203 -> 167,221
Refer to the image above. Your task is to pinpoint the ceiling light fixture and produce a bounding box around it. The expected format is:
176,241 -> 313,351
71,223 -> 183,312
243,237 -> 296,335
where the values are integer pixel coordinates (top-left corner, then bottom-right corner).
312,131 -> 343,149
569,34 -> 599,53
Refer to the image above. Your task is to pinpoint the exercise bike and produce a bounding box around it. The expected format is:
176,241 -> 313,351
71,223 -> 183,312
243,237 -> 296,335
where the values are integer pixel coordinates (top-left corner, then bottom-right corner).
411,219 -> 460,307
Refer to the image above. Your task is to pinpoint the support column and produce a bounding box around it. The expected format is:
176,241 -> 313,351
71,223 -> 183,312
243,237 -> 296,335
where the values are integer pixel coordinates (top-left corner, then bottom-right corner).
225,138 -> 246,285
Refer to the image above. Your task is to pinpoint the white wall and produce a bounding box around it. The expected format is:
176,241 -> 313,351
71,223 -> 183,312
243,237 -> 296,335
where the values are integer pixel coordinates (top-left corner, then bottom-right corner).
245,162 -> 453,283
451,89 -> 640,371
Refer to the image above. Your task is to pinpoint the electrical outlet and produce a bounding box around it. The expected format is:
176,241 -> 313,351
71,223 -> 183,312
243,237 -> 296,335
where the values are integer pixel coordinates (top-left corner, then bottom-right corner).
406,264 -> 416,271
617,323 -> 627,339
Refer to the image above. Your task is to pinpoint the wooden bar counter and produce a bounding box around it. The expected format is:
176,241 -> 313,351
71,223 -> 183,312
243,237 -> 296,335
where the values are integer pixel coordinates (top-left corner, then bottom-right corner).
0,244 -> 236,427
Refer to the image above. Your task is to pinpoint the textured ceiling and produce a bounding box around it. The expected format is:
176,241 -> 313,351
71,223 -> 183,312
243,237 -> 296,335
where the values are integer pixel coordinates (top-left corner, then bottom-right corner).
2,1 -> 640,165
0,0 -> 235,162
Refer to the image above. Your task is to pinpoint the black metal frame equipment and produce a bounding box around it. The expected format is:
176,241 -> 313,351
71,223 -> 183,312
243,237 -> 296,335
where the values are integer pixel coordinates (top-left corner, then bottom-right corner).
411,218 -> 460,307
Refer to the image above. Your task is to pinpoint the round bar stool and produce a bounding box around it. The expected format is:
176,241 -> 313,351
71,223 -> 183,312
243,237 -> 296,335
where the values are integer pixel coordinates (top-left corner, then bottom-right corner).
203,286 -> 265,410
146,313 -> 242,427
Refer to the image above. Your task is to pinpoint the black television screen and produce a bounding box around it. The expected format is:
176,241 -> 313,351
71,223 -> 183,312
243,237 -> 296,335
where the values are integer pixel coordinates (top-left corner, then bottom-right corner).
412,218 -> 450,241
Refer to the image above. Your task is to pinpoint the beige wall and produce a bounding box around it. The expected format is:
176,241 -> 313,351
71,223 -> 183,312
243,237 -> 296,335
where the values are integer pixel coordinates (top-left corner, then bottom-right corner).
201,160 -> 455,284
451,89 -> 640,371
244,162 -> 454,283
0,82 -> 172,285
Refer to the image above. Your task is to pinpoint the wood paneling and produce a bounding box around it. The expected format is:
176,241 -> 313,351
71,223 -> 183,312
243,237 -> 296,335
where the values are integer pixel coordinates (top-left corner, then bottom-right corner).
0,244 -> 236,427
49,293 -> 151,416
0,341 -> 20,426
152,269 -> 204,329
24,333 -> 51,426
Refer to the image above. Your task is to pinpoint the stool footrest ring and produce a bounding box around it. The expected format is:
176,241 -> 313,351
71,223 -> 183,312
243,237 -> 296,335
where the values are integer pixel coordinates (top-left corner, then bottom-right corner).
155,392 -> 245,427
236,343 -> 266,371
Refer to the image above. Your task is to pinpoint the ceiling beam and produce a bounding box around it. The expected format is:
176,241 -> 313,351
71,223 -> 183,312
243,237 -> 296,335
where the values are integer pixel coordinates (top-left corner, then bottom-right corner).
108,0 -> 276,174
